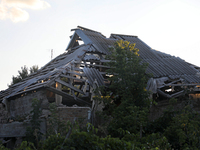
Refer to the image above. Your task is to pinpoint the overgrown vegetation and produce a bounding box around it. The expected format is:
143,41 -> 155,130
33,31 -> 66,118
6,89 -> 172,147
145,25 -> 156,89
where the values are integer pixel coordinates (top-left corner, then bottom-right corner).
9,65 -> 39,86
47,102 -> 68,136
101,40 -> 151,138
25,98 -> 42,148
1,40 -> 200,149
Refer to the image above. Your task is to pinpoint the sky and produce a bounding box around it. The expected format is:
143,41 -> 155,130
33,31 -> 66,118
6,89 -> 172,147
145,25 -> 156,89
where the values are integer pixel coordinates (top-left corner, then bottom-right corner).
1,0 -> 200,90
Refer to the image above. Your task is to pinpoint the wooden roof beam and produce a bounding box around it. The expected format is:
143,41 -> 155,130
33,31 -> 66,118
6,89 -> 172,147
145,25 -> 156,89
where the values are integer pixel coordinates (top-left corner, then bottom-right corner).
55,78 -> 85,95
46,86 -> 91,106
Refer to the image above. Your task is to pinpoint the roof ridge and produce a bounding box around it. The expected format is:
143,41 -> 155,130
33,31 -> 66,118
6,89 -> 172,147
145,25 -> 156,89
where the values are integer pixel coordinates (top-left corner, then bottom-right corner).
75,26 -> 106,38
77,26 -> 99,33
110,33 -> 138,38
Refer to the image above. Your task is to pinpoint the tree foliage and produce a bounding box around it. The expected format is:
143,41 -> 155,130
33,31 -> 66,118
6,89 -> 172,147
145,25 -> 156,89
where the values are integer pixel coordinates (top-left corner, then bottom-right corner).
25,98 -> 42,148
47,102 -> 68,136
29,65 -> 39,74
9,65 -> 39,86
164,102 -> 200,149
98,40 -> 151,137
105,40 -> 150,106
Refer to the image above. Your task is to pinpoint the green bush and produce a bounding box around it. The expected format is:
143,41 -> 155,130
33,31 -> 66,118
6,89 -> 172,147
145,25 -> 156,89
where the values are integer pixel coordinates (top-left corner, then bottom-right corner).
42,134 -> 65,150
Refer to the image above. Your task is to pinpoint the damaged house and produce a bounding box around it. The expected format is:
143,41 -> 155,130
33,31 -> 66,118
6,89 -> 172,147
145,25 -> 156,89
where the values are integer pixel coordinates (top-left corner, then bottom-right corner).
1,26 -> 200,143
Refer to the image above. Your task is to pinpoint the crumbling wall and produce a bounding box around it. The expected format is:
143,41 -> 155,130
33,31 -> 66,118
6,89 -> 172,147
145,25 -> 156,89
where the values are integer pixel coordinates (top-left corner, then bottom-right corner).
0,122 -> 30,138
189,93 -> 200,113
0,88 -> 92,149
149,100 -> 173,121
57,106 -> 91,125
8,90 -> 49,119
0,120 -> 46,149
0,90 -> 48,140
149,96 -> 200,121
0,103 -> 8,123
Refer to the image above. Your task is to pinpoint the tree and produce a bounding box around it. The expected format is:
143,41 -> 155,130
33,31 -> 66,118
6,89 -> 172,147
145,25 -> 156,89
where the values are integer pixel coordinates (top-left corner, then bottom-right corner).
9,65 -> 39,86
10,66 -> 28,86
97,40 -> 151,137
47,103 -> 68,136
30,65 -> 39,74
25,98 -> 42,148
163,100 -> 200,149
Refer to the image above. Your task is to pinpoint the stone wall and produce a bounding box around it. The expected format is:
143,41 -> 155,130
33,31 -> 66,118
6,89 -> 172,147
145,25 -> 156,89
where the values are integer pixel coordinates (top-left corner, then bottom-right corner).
0,103 -> 8,123
149,100 -> 172,121
57,106 -> 91,125
149,95 -> 200,121
0,122 -> 27,138
9,90 -> 49,118
0,120 -> 46,138
190,93 -> 200,113
0,89 -> 92,142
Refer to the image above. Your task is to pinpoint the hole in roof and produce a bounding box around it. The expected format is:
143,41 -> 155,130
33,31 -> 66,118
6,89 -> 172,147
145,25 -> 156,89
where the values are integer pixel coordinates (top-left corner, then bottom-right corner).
78,40 -> 84,45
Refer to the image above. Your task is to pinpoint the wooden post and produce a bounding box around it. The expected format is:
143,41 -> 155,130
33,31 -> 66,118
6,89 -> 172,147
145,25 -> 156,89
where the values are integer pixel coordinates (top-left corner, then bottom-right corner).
55,82 -> 62,105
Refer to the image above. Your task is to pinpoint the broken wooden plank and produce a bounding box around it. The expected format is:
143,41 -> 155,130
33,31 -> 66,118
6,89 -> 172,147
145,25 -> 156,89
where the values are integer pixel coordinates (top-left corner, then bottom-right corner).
71,90 -> 77,100
6,84 -> 45,99
159,83 -> 200,89
100,71 -> 107,75
73,81 -> 85,85
55,78 -> 85,95
157,89 -> 171,98
60,74 -> 86,82
158,79 -> 181,89
73,67 -> 83,72
76,84 -> 83,97
100,60 -> 111,63
157,89 -> 185,99
170,90 -> 185,98
55,82 -> 62,105
46,86 -> 91,106
165,83 -> 200,87
75,63 -> 111,69
67,71 -> 86,77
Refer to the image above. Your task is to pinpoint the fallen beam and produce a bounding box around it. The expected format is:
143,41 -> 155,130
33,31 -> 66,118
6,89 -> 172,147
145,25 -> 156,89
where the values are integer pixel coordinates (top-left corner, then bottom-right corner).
55,78 -> 85,95
46,86 -> 91,106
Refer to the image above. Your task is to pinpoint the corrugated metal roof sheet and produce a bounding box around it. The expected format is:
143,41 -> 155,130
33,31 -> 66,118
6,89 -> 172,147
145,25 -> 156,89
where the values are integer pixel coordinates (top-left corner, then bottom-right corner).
76,29 -> 116,54
1,26 -> 200,101
77,31 -> 200,82
74,29 -> 200,83
83,67 -> 105,87
83,55 -> 100,61
0,45 -> 88,100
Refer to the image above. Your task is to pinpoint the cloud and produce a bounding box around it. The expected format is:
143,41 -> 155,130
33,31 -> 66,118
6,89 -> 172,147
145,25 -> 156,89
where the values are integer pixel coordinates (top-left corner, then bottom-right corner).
5,0 -> 51,9
0,0 -> 50,23
9,7 -> 29,22
0,3 -> 7,19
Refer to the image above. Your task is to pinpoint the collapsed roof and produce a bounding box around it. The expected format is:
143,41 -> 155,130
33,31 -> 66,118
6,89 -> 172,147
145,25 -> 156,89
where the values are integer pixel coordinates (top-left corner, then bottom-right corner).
1,26 -> 200,105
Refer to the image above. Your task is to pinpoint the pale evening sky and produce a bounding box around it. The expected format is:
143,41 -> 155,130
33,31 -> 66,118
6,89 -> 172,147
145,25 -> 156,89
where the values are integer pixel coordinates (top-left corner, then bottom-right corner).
1,0 -> 200,90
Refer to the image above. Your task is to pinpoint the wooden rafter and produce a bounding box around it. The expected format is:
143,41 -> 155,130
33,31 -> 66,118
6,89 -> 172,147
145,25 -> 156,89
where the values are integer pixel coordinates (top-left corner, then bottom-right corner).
46,86 -> 91,106
55,78 -> 85,95
60,74 -> 86,82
